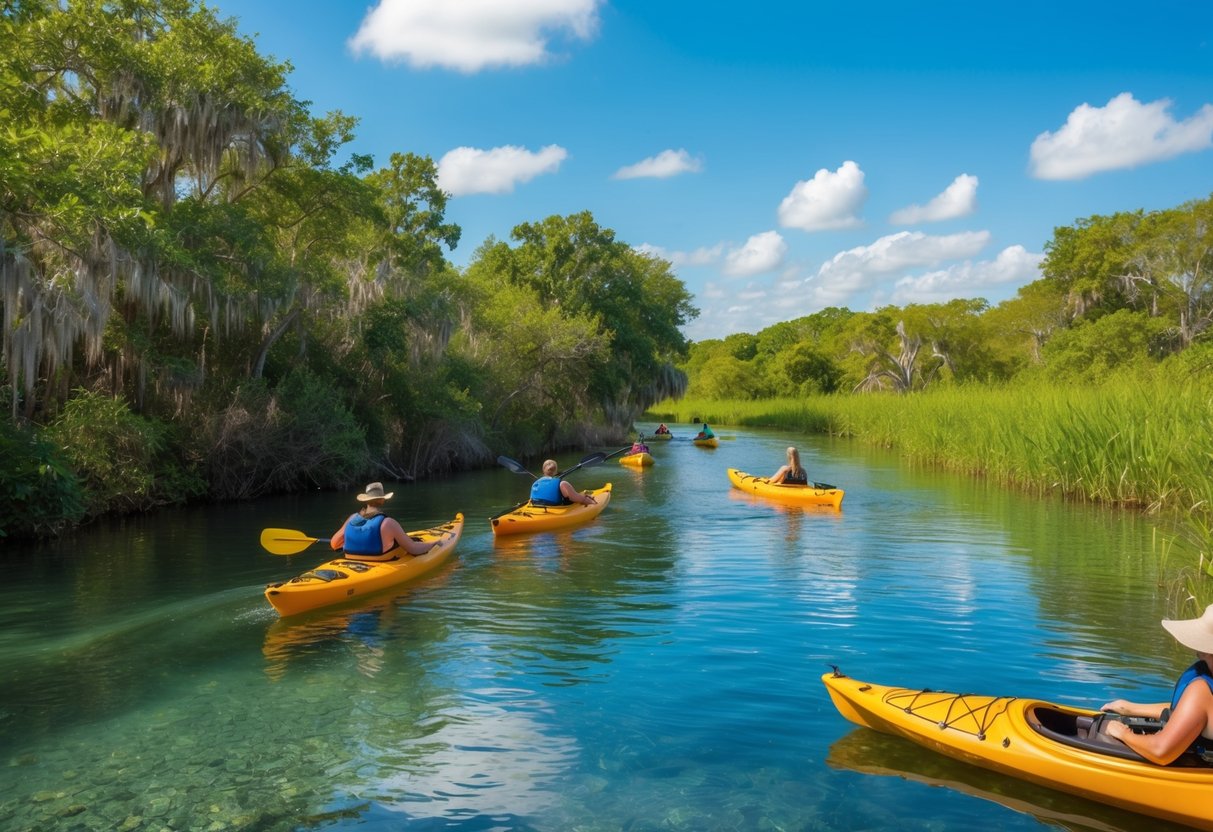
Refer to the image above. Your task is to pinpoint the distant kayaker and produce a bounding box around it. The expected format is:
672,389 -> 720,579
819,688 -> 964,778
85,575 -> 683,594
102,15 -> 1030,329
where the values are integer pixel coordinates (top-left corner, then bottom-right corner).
629,437 -> 650,455
1100,604 -> 1213,764
770,446 -> 809,485
530,459 -> 597,507
330,482 -> 437,560
695,423 -> 715,440
654,423 -> 670,435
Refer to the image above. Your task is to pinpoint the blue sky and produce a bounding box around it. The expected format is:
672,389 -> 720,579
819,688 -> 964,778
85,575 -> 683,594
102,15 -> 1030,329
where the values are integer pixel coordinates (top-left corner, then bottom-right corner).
214,0 -> 1213,341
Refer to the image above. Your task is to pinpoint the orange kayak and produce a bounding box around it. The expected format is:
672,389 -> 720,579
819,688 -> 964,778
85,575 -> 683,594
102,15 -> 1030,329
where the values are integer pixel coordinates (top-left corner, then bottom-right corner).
727,468 -> 844,508
823,668 -> 1213,831
490,484 -> 612,536
264,514 -> 463,617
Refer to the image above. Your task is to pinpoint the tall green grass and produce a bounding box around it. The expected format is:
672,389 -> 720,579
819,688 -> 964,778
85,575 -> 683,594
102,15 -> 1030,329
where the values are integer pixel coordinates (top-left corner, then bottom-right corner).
649,374 -> 1213,523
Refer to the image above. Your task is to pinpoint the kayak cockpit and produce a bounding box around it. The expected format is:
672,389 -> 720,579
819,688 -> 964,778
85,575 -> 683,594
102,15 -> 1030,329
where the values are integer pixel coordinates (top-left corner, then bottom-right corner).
1028,705 -> 1212,767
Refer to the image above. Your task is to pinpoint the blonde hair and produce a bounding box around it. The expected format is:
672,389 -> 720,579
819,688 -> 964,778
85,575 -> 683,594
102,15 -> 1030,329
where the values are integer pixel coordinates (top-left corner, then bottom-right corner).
542,459 -> 558,477
786,447 -> 804,475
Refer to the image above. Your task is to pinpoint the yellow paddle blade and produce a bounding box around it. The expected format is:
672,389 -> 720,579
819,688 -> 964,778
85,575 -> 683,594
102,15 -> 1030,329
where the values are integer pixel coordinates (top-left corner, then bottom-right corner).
260,528 -> 324,555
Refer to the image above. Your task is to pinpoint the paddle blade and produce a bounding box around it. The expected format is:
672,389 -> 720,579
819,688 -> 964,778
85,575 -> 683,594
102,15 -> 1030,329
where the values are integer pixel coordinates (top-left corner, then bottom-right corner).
497,455 -> 534,476
260,528 -> 326,555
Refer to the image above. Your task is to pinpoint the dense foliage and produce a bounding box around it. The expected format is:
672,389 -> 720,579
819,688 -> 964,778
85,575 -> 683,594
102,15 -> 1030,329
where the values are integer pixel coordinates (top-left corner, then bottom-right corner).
679,195 -> 1212,399
2,1 -> 1209,540
0,0 -> 696,537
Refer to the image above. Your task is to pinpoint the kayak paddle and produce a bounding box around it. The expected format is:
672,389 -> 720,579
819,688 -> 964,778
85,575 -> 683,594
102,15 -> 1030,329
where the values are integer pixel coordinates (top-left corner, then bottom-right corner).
489,452 -> 607,521
260,528 -> 331,556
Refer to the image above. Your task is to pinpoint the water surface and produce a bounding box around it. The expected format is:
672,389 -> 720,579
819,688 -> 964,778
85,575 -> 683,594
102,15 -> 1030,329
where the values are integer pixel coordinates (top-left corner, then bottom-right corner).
0,426 -> 1194,831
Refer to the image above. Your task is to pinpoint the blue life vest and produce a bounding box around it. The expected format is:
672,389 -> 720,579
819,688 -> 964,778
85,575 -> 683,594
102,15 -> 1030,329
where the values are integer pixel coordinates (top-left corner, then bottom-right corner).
1171,660 -> 1213,710
530,476 -> 563,506
343,513 -> 388,556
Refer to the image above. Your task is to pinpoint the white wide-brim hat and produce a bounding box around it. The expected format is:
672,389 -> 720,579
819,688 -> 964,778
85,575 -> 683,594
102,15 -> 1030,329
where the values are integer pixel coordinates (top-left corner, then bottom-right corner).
1162,604 -> 1213,654
356,482 -> 394,502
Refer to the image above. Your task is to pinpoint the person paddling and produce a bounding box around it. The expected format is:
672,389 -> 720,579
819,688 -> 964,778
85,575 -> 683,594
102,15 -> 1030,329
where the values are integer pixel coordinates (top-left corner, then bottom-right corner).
770,446 -> 809,485
330,482 -> 436,560
1100,605 -> 1213,764
529,459 -> 597,507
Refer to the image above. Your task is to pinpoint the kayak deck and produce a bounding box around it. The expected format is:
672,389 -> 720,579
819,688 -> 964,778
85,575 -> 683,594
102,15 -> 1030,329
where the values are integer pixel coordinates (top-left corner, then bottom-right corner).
822,668 -> 1213,830
619,452 -> 654,467
727,468 -> 844,508
490,484 -> 612,536
264,514 -> 463,617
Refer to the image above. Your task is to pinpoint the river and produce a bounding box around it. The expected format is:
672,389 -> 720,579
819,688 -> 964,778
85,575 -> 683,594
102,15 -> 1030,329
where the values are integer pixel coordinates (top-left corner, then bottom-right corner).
0,425 -> 1196,831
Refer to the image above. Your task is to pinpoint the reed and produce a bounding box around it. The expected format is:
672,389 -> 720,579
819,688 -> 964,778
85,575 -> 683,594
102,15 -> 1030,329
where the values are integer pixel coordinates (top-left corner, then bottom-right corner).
648,374 -> 1213,517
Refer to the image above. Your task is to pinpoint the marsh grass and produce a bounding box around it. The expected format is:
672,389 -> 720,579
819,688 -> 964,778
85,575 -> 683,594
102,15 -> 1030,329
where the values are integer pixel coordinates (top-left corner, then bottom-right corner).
649,376 -> 1213,588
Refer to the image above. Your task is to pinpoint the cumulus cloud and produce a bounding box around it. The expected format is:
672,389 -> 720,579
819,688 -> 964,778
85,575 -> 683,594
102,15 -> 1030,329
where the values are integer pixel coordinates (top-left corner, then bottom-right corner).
1030,92 -> 1213,180
634,242 -> 723,267
614,149 -> 703,180
723,231 -> 788,277
807,229 -> 991,306
777,160 -> 867,231
889,245 -> 1043,304
889,174 -> 979,225
349,0 -> 601,72
437,145 -> 567,196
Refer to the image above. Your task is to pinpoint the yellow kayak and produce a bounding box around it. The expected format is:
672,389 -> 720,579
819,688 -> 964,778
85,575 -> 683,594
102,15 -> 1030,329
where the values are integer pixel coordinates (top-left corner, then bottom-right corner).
727,468 -> 844,508
649,432 -> 673,441
822,668 -> 1213,831
619,452 -> 654,467
264,514 -> 463,617
490,484 -> 612,536
692,436 -> 718,448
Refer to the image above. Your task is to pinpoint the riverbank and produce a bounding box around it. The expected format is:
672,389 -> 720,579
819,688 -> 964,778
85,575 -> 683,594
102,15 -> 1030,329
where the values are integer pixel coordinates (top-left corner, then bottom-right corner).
647,374 -> 1213,573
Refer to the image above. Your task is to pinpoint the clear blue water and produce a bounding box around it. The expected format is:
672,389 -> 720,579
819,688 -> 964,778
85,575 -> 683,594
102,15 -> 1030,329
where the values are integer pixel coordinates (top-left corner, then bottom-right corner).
0,426 -> 1197,831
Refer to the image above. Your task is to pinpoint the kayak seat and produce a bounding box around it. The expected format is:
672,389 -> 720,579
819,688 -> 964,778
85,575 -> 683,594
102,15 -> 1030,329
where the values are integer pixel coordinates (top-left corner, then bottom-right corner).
1031,706 -> 1209,766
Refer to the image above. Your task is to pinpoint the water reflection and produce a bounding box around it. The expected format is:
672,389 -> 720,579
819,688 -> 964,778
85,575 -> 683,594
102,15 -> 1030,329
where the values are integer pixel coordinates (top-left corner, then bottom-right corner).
826,728 -> 1188,832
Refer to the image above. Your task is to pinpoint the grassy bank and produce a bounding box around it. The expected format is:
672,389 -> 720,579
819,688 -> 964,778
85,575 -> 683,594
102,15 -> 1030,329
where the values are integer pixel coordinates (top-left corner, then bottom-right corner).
648,375 -> 1213,517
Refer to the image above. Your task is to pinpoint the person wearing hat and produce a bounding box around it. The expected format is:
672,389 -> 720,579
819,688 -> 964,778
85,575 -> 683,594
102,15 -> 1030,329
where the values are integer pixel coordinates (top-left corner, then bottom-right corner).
1099,604 -> 1213,764
329,482 -> 437,561
530,459 -> 597,507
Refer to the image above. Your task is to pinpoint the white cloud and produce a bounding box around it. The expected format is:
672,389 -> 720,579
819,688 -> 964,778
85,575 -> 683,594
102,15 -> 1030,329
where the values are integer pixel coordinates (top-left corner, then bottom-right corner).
1030,92 -> 1213,180
723,231 -> 787,277
889,245 -> 1043,304
634,242 -> 723,267
437,145 -> 567,196
614,149 -> 703,180
889,174 -> 979,225
349,0 -> 601,72
807,229 -> 991,306
777,160 -> 867,231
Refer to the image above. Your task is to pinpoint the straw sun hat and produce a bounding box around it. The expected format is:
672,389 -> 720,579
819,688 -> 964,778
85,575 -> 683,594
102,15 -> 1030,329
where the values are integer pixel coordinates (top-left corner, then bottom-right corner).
1162,605 -> 1213,654
356,482 -> 394,502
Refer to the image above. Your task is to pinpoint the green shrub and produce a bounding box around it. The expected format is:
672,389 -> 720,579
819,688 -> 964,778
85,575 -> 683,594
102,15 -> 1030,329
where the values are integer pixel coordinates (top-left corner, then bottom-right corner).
0,417 -> 86,538
201,370 -> 368,500
46,390 -> 201,516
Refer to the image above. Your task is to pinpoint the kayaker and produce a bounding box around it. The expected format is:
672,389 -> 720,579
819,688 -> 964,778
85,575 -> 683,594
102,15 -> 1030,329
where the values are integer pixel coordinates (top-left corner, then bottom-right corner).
330,482 -> 437,560
629,438 -> 649,455
530,459 -> 597,507
695,423 -> 714,440
655,423 -> 670,435
1100,604 -> 1213,764
770,446 -> 809,485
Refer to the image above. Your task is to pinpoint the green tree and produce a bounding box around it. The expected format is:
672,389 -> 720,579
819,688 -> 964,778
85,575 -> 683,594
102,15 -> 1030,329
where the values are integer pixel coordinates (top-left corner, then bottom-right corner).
492,212 -> 697,423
